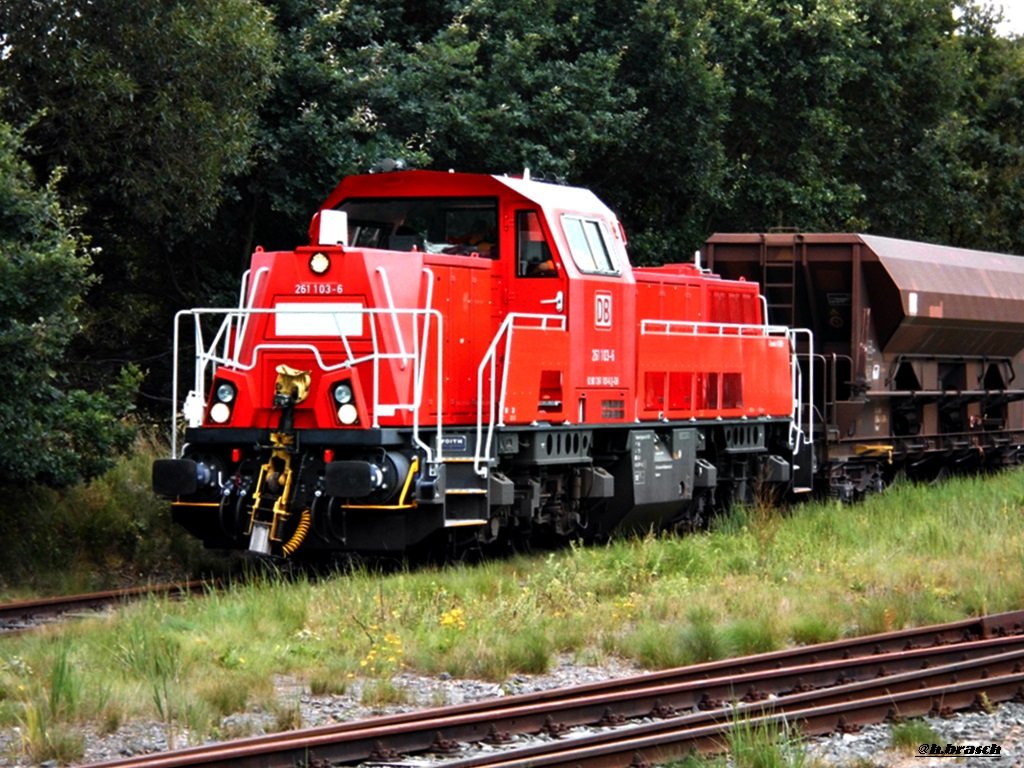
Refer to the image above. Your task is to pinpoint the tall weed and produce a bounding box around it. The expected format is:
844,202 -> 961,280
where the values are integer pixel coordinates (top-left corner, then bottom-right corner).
890,719 -> 941,753
727,713 -> 808,768
15,699 -> 85,765
724,616 -> 783,657
13,640 -> 85,765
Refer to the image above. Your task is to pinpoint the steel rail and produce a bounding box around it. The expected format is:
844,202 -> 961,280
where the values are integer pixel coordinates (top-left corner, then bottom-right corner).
433,647 -> 1024,768
442,672 -> 1024,768
0,581 -> 211,633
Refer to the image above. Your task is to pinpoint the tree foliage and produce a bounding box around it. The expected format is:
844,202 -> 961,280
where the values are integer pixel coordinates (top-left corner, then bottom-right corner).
952,3 -> 1024,250
0,0 -> 278,401
0,0 -> 277,233
707,0 -> 869,231
0,118 -> 139,486
229,0 -> 648,253
228,0 -> 1024,260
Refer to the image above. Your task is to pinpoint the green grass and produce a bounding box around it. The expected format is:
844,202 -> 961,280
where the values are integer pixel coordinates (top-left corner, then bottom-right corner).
10,639 -> 87,764
890,719 -> 943,753
663,712 -> 812,768
2,459 -> 1024,749
726,713 -> 810,768
0,433 -> 225,598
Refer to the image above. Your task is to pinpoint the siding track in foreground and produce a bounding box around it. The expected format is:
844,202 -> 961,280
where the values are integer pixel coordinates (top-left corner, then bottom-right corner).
81,609 -> 1024,768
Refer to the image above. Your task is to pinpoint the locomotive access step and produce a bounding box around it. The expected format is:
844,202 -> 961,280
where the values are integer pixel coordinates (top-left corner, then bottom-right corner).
437,461 -> 515,524
441,459 -> 490,523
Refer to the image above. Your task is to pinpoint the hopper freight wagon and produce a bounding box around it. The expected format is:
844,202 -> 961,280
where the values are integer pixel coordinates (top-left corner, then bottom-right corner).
704,233 -> 1024,500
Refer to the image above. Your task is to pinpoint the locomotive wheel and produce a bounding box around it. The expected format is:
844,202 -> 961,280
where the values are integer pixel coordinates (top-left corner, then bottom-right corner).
217,494 -> 248,543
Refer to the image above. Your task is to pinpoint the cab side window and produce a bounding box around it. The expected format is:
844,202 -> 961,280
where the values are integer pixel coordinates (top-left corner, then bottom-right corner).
443,209 -> 498,257
561,215 -> 619,275
516,210 -> 557,277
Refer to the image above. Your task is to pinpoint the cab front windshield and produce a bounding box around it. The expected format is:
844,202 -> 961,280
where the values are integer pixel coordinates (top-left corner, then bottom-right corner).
338,197 -> 498,258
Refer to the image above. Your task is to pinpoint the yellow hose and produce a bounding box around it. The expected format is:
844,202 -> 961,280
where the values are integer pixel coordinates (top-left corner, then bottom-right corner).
281,509 -> 312,557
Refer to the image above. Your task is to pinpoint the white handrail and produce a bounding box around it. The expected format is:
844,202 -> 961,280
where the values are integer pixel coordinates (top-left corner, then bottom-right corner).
232,267 -> 269,359
640,318 -> 792,337
414,268 -> 439,461
474,312 -> 567,476
170,304 -> 443,460
376,267 -> 408,370
788,327 -> 815,465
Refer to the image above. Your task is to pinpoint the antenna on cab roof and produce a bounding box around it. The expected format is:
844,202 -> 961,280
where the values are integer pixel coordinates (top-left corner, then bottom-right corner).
369,158 -> 406,173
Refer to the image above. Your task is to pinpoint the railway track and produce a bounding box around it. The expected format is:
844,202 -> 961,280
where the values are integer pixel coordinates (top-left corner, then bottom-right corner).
80,609 -> 1024,768
0,581 -> 210,634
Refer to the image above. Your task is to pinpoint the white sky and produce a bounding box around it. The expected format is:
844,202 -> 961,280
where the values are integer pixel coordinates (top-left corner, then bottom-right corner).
995,0 -> 1024,35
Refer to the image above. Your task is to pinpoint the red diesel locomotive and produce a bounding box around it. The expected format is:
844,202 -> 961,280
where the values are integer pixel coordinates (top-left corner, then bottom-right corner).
153,168 -> 812,557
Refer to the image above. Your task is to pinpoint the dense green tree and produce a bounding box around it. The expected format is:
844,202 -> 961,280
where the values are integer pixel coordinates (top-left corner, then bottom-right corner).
836,0 -> 973,241
594,0 -> 730,263
948,4 -> 1024,252
705,0 -> 869,232
227,0 -> 646,257
0,117 -> 139,486
695,0 -> 1024,254
220,0 -> 731,263
0,0 -> 278,404
0,0 -> 276,234
406,0 -> 640,177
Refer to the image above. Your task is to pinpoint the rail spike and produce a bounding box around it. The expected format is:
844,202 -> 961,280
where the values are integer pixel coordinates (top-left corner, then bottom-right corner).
430,731 -> 461,754
598,707 -> 627,727
834,716 -> 862,735
368,740 -> 399,760
649,698 -> 677,719
540,714 -> 569,738
484,723 -> 513,744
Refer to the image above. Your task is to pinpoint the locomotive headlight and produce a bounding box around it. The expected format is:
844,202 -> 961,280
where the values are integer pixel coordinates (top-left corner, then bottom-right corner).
309,252 -> 331,275
333,383 -> 354,405
210,402 -> 232,424
215,382 -> 236,403
210,381 -> 235,423
338,403 -> 359,425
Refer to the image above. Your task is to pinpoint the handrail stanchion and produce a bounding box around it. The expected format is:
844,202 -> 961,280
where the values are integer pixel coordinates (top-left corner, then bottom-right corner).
475,313 -> 567,476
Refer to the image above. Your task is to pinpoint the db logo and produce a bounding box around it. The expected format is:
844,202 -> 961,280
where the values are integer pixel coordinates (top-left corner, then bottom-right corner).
595,292 -> 613,328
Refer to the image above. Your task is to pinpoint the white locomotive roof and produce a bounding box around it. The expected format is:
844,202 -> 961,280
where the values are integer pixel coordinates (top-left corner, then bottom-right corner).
491,174 -> 620,219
